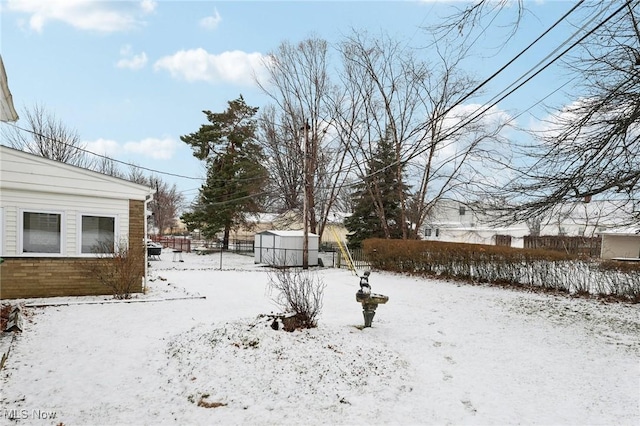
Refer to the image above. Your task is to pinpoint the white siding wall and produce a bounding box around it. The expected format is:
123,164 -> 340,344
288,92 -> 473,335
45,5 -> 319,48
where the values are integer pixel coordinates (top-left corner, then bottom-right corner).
433,228 -> 528,248
1,188 -> 129,256
0,146 -> 151,201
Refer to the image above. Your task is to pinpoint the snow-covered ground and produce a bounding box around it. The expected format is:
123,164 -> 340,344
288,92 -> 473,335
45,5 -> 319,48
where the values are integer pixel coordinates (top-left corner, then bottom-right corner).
1,251 -> 639,425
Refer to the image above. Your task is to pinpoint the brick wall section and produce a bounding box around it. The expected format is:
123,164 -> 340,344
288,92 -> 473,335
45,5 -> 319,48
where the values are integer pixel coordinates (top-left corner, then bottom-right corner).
129,199 -> 145,255
128,199 -> 146,287
0,199 -> 146,299
0,258 -> 116,299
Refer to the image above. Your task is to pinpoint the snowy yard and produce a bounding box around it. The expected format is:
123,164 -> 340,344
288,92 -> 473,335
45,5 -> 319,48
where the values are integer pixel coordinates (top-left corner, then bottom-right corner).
1,251 -> 639,425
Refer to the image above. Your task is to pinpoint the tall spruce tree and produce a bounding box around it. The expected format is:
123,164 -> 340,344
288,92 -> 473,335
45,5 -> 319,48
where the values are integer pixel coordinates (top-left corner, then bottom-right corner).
344,133 -> 406,247
180,96 -> 267,248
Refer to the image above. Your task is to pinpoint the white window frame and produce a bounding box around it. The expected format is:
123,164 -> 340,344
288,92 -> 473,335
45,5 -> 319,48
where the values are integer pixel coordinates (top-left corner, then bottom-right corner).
19,209 -> 65,256
77,213 -> 119,256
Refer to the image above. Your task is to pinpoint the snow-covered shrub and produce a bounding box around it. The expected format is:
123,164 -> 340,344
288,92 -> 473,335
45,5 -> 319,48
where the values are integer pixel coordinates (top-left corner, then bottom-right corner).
267,267 -> 326,331
596,261 -> 640,303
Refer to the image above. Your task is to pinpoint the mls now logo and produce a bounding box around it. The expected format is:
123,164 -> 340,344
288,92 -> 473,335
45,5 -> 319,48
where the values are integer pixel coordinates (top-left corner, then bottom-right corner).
3,409 -> 57,420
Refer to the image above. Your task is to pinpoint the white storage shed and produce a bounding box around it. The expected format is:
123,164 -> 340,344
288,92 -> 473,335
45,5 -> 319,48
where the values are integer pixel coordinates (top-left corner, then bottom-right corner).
254,230 -> 319,267
599,228 -> 640,260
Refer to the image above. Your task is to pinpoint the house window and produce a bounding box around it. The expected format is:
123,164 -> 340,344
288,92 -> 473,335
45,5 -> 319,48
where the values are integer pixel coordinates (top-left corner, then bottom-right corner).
435,228 -> 440,237
459,206 -> 466,216
81,215 -> 116,254
23,211 -> 62,253
425,228 -> 432,237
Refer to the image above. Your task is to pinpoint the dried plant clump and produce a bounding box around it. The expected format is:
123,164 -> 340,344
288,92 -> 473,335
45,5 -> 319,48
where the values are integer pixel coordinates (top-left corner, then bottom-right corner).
267,267 -> 326,330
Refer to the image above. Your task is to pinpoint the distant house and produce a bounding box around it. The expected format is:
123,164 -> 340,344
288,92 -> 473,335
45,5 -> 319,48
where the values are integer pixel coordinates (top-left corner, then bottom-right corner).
0,145 -> 154,299
254,230 -> 319,267
599,228 -> 640,260
421,200 -> 529,247
421,199 -> 635,249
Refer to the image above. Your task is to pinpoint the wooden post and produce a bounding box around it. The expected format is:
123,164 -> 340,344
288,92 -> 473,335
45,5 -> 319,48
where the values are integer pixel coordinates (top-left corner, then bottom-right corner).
302,119 -> 309,269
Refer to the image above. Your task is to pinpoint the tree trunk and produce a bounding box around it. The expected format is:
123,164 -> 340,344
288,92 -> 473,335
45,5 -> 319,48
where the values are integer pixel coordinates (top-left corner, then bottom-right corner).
223,223 -> 231,250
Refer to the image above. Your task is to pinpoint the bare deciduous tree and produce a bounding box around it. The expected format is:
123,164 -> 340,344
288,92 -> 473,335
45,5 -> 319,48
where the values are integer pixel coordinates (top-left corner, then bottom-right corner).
2,103 -> 95,168
3,104 -> 186,230
257,104 -> 304,212
257,37 -> 350,241
429,0 -> 526,48
92,156 -> 124,178
147,175 -> 185,236
334,30 -> 511,239
96,160 -> 184,236
494,1 -> 640,224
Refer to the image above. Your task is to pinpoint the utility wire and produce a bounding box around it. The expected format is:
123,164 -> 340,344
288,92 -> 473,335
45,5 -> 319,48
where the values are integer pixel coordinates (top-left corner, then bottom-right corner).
441,0 -> 587,115
2,122 -> 203,181
441,1 -> 607,139
3,2 -> 627,208
326,0 -> 597,189
3,122 -> 271,187
189,1 -> 634,206
401,0 -> 631,168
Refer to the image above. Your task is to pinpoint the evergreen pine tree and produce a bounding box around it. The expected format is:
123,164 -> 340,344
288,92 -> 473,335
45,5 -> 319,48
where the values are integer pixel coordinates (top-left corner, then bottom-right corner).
344,132 -> 406,247
180,96 -> 267,248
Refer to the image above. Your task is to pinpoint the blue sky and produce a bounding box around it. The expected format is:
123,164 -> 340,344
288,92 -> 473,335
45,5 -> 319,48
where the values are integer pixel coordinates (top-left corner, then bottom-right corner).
1,1 -> 588,203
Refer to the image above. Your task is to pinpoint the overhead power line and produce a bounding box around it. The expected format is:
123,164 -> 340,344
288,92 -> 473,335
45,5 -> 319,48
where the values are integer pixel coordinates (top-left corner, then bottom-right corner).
401,0 -> 632,168
326,0 -> 597,190
3,122 -> 203,181
4,1 -> 630,209
444,0 -> 587,114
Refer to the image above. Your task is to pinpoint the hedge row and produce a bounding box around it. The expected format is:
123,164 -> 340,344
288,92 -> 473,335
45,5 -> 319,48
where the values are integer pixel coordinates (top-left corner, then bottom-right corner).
362,239 -> 640,302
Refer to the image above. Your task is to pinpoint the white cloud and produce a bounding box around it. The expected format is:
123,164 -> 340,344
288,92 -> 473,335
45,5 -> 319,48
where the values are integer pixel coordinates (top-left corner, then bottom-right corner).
527,98 -> 589,137
7,0 -> 148,33
401,102 -> 515,191
444,103 -> 514,129
116,45 -> 148,70
123,137 -> 178,160
154,48 -> 266,86
84,138 -> 121,157
200,9 -> 221,30
528,96 -> 640,146
140,0 -> 157,14
85,137 -> 178,160
436,103 -> 514,158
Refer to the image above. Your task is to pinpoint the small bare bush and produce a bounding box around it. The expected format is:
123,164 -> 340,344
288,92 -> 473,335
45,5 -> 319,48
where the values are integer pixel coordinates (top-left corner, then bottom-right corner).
86,238 -> 144,299
267,267 -> 326,331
